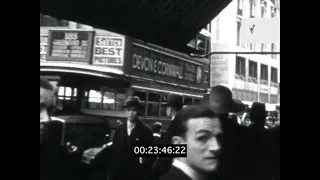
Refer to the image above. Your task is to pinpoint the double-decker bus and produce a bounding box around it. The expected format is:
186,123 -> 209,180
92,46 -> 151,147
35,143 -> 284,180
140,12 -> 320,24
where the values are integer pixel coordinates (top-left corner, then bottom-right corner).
41,29 -> 210,128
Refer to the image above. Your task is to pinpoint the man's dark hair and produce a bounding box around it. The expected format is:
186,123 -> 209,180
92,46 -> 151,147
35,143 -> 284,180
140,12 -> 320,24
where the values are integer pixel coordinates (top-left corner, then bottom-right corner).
40,77 -> 54,91
167,105 -> 218,140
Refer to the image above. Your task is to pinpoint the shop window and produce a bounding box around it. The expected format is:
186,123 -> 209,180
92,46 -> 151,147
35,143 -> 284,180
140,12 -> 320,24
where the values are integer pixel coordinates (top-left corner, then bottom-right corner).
233,90 -> 238,99
253,92 -> 258,102
248,92 -> 253,101
270,94 -> 278,104
259,93 -> 269,103
237,91 -> 243,100
243,91 -> 248,101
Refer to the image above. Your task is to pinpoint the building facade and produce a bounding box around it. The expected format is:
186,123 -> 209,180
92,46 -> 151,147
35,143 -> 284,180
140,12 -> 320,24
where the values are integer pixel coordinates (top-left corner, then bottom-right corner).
209,0 -> 280,105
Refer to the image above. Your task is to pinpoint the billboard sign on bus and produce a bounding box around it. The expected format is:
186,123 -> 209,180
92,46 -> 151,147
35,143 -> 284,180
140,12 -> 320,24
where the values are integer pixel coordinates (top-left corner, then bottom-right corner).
46,30 -> 95,63
125,43 -> 206,89
92,36 -> 125,66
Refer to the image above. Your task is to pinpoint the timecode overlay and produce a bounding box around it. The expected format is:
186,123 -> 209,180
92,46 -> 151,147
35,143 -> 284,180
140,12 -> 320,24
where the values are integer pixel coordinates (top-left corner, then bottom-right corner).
133,144 -> 187,157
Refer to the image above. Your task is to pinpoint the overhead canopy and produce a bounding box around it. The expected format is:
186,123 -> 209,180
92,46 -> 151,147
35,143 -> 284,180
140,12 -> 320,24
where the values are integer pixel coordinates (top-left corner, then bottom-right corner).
40,0 -> 232,54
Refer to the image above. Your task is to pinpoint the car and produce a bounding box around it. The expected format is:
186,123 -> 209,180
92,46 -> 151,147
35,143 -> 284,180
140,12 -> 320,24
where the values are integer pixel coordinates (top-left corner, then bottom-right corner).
49,115 -> 113,180
50,115 -> 112,160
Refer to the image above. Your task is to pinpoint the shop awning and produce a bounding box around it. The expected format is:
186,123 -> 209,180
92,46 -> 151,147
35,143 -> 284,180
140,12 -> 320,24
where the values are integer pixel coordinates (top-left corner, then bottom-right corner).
40,0 -> 232,54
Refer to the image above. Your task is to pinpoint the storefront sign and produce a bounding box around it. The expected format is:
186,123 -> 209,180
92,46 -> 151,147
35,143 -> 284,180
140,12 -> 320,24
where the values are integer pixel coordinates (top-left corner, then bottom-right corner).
47,30 -> 94,63
210,54 -> 228,86
127,45 -> 205,89
40,34 -> 48,61
93,36 -> 125,66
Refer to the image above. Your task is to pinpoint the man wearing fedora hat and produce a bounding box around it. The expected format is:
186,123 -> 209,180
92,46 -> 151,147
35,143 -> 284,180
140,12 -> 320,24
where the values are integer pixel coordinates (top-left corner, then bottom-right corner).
202,85 -> 250,180
246,102 -> 279,180
166,94 -> 184,120
106,96 -> 155,180
201,85 -> 245,115
152,94 -> 184,179
248,102 -> 267,132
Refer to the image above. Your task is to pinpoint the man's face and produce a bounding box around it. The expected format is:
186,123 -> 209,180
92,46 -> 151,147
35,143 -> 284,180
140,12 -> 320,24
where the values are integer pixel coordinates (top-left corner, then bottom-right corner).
182,117 -> 222,172
40,87 -> 55,143
126,107 -> 138,122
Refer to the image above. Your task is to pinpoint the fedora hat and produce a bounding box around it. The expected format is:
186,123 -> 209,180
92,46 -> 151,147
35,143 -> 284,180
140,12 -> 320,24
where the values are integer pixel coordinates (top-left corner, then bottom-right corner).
202,85 -> 245,114
167,94 -> 183,111
123,96 -> 143,110
250,102 -> 266,114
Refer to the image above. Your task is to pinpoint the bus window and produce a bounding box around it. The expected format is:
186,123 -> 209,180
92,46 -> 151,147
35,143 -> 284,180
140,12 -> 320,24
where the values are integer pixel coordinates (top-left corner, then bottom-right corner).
184,97 -> 193,106
133,89 -> 147,116
102,89 -> 116,110
193,98 -> 201,105
58,86 -> 77,105
115,89 -> 126,111
73,88 -> 77,97
147,92 -> 161,117
87,90 -> 102,109
85,88 -> 127,111
160,94 -> 168,117
65,87 -> 72,100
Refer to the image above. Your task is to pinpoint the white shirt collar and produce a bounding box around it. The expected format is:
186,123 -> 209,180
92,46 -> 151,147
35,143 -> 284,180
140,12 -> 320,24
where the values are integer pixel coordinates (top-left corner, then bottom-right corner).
127,121 -> 136,135
153,133 -> 161,137
172,159 -> 207,180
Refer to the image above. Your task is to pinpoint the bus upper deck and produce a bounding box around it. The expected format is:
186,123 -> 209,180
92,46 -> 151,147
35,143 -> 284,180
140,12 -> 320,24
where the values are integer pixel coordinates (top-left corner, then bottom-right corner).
41,29 -> 210,128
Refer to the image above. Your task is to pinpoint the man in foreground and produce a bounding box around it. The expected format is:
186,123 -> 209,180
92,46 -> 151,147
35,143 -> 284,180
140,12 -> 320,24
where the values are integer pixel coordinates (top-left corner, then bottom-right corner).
107,96 -> 155,180
160,105 -> 223,180
202,85 -> 248,180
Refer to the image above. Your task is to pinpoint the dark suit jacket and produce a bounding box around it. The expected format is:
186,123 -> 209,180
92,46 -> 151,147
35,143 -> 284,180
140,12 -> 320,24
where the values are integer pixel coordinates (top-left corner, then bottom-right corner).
40,143 -> 68,180
107,120 -> 155,180
159,166 -> 192,180
152,131 -> 173,180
